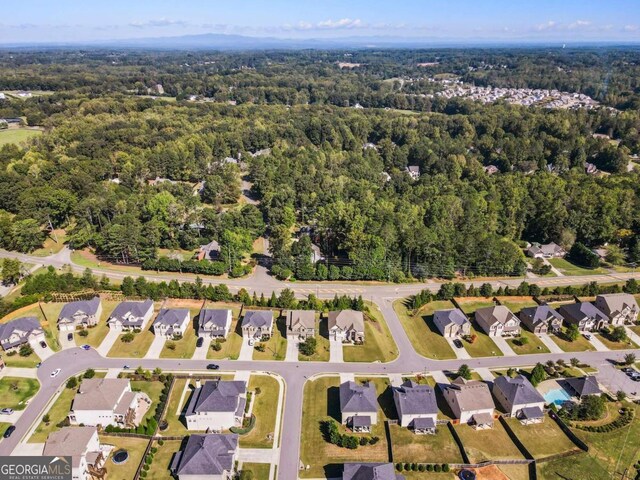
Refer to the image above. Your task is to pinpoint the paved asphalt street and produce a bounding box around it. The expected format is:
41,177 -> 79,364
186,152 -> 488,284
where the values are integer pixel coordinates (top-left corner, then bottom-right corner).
1,248 -> 640,479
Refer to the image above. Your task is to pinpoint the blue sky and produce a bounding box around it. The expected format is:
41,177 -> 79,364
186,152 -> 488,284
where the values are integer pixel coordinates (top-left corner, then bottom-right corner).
2,0 -> 640,44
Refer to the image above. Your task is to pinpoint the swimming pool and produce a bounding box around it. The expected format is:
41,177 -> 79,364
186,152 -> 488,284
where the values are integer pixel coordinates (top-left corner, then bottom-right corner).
543,388 -> 572,407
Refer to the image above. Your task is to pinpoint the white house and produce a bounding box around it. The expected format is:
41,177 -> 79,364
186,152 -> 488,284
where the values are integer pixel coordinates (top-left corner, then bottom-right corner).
184,380 -> 247,432
68,378 -> 151,428
442,377 -> 495,428
475,305 -> 521,337
43,427 -> 110,480
58,297 -> 102,332
107,300 -> 154,331
241,310 -> 274,339
153,309 -> 190,337
0,317 -> 45,352
328,310 -> 365,343
594,293 -> 639,326
433,309 -> 471,338
392,380 -> 438,434
198,309 -> 232,338
526,242 -> 566,259
492,375 -> 546,424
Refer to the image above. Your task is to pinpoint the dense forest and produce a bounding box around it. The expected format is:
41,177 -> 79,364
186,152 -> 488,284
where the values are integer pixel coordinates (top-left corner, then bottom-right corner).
0,48 -> 639,281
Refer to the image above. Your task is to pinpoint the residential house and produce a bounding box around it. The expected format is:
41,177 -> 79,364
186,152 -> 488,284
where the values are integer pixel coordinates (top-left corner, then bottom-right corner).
475,305 -> 521,337
170,434 -> 238,480
153,309 -> 190,338
107,300 -> 154,331
492,375 -> 546,424
405,165 -> 420,180
559,302 -> 609,332
241,310 -> 274,339
392,380 -> 438,434
483,165 -> 500,175
184,380 -> 247,431
343,463 -> 405,480
433,308 -> 471,338
339,381 -> 378,432
565,376 -> 602,399
43,427 -> 109,480
197,240 -> 220,261
526,242 -> 566,259
592,246 -> 608,260
58,297 -> 102,332
198,309 -> 232,339
286,310 -> 316,340
68,378 -> 151,428
328,310 -> 365,343
519,305 -> 564,334
442,377 -> 495,428
0,317 -> 44,352
594,293 -> 639,325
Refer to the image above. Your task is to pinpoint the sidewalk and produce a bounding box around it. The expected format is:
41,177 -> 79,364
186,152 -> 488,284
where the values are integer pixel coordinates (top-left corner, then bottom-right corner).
625,326 -> 640,346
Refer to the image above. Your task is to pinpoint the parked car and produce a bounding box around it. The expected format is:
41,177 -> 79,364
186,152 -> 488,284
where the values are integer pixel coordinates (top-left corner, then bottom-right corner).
453,339 -> 463,349
50,368 -> 61,378
123,365 -> 130,370
3,426 -> 15,438
39,341 -> 47,349
67,333 -> 73,341
583,333 -> 592,340
35,362 -> 41,369
0,408 -> 14,415
622,368 -> 635,373
81,344 -> 91,351
206,364 -> 220,370
196,337 -> 204,348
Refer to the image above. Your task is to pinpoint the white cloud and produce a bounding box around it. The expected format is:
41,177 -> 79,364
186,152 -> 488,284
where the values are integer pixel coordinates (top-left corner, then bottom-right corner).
317,18 -> 364,29
568,19 -> 592,29
535,20 -> 557,31
129,18 -> 189,28
623,24 -> 639,31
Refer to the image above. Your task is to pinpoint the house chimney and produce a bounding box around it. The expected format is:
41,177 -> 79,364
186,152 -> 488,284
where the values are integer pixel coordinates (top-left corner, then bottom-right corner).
195,379 -> 201,389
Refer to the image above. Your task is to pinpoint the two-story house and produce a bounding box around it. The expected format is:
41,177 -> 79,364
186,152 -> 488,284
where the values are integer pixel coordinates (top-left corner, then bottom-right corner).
184,380 -> 247,432
339,381 -> 378,433
392,380 -> 438,434
152,309 -> 190,338
594,293 -> 639,325
241,310 -> 274,340
475,305 -> 521,337
328,310 -> 365,343
492,375 -> 546,424
198,309 -> 233,339
58,297 -> 102,332
170,434 -> 238,480
0,317 -> 44,352
107,300 -> 154,331
559,302 -> 609,332
518,305 -> 564,334
286,310 -> 316,340
433,308 -> 471,338
43,427 -> 108,480
441,377 -> 495,429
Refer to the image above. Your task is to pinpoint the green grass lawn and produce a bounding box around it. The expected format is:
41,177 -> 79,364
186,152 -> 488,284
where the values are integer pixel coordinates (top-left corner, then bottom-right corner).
0,422 -> 12,437
146,439 -> 181,480
107,326 -> 155,358
595,330 -> 639,350
162,378 -> 190,436
2,350 -> 41,368
548,329 -> 595,352
0,377 -> 39,410
101,435 -> 150,480
505,417 -> 576,458
537,451 -> 612,480
454,422 -> 525,463
298,317 -> 330,362
300,376 -> 390,478
548,258 -> 606,276
343,303 -> 398,363
497,296 -> 538,313
463,321 -> 503,358
29,386 -> 77,443
76,300 -> 119,348
239,463 -> 270,479
0,128 -> 42,146
160,324 -> 197,359
455,298 -> 496,315
506,329 -> 550,355
131,380 -> 164,425
393,299 -> 456,360
240,375 -> 281,449
388,424 -> 463,464
253,316 -> 287,361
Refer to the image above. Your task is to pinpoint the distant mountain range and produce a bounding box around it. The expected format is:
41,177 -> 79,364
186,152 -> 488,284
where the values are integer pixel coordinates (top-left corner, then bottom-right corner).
1,32 -> 637,50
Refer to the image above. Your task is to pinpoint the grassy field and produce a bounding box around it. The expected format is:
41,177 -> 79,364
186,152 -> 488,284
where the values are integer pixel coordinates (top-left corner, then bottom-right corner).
108,325 -> 155,358
506,329 -> 550,355
0,128 -> 42,146
454,422 -> 525,463
300,376 -> 390,478
240,463 -> 270,479
146,439 -> 181,480
455,298 -> 496,315
343,303 -> 398,363
0,377 -> 40,410
538,451 -> 612,480
253,316 -> 287,361
2,350 -> 41,368
31,230 -> 67,257
595,329 -> 638,350
393,299 -> 456,360
101,435 -> 149,480
29,386 -> 77,442
240,374 -> 281,449
505,418 -> 576,458
549,329 -> 595,352
497,296 -> 538,313
389,424 -> 463,463
162,378 -> 190,436
464,320 -> 503,358
160,324 -> 197,359
298,317 -> 330,362
548,258 -> 606,276
77,300 -> 119,348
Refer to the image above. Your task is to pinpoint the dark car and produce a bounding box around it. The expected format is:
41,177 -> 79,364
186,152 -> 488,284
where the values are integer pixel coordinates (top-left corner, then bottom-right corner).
3,426 -> 15,438
67,333 -> 73,341
453,339 -> 463,349
206,364 -> 220,370
196,337 -> 204,348
39,341 -> 47,349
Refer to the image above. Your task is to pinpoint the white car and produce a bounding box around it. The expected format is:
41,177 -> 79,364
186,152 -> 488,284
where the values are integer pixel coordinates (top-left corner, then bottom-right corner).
50,368 -> 61,378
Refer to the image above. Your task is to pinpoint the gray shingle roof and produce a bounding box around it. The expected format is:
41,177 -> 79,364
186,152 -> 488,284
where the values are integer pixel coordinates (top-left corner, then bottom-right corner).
43,426 -> 98,469
109,300 -> 154,327
199,309 -> 231,330
153,308 -> 189,326
393,380 -> 438,417
559,302 -> 608,323
242,310 -> 274,329
0,317 -> 42,349
445,377 -> 495,412
59,297 -> 101,322
328,310 -> 364,332
171,434 -> 238,476
343,463 -> 404,480
520,406 -> 544,420
433,308 -> 469,328
493,375 -> 545,406
185,380 -> 246,415
287,310 -> 315,330
475,305 -> 518,326
519,305 -> 563,326
565,376 -> 602,397
412,417 -> 436,429
596,293 -> 639,317
340,381 -> 378,414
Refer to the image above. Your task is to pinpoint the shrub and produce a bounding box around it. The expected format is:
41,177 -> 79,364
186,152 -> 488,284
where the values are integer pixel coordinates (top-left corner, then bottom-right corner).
426,464 -> 433,472
121,332 -> 135,343
158,439 -> 164,446
66,377 -> 78,389
418,464 -> 425,472
139,471 -> 147,478
83,369 -> 96,379
211,342 -> 222,352
411,463 -> 417,471
43,414 -> 50,423
404,463 -> 411,472
166,342 -> 176,351
19,344 -> 33,357
396,463 -> 403,472
77,329 -> 89,337
434,464 -> 441,472
442,464 -> 450,472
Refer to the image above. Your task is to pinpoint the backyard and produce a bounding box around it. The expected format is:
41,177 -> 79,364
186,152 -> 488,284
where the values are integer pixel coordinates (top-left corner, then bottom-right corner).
388,424 -> 463,464
454,422 -> 525,463
29,386 -> 77,442
130,380 -> 164,424
146,439 -> 181,480
505,417 -> 576,458
0,377 -> 40,410
101,435 -> 149,480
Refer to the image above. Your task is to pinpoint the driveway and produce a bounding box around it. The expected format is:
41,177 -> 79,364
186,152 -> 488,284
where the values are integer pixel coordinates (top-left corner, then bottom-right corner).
329,339 -> 343,363
596,362 -> 640,398
144,335 -> 166,359
446,338 -> 471,359
58,331 -> 75,350
475,368 -> 495,382
492,336 -> 517,356
239,448 -> 276,463
238,338 -> 254,361
0,367 -> 38,379
284,337 -> 299,362
625,326 -> 640,346
537,333 -> 563,353
32,342 -> 54,361
586,335 -> 609,352
192,339 -> 210,360
96,328 -> 120,356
